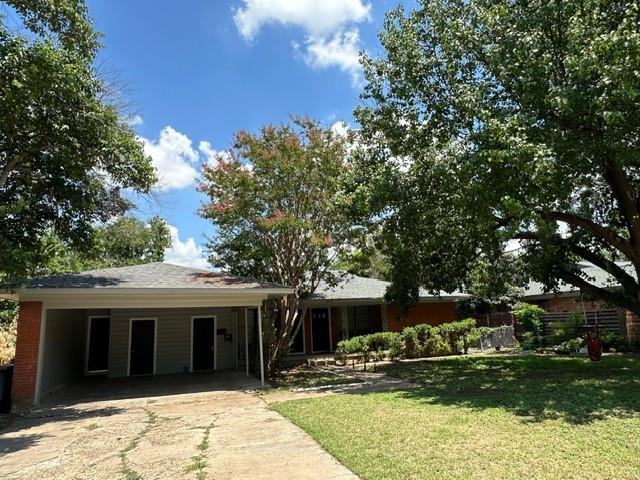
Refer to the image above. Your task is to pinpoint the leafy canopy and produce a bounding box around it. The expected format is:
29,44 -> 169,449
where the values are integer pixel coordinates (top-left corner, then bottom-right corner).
199,117 -> 353,372
0,0 -> 156,280
354,0 -> 640,312
199,117 -> 353,296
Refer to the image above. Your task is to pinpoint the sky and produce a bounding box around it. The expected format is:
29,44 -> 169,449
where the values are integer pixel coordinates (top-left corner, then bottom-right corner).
87,0 -> 406,269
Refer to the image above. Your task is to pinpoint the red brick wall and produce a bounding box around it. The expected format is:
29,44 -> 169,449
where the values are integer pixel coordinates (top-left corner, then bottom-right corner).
541,297 -> 607,313
12,302 -> 43,406
386,302 -> 456,332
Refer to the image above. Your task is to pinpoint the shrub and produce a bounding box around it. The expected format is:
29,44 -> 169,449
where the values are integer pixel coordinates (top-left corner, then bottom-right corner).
601,332 -> 631,352
438,319 -> 477,354
367,332 -> 397,351
401,326 -> 420,359
335,332 -> 403,363
553,337 -> 584,355
512,302 -> 545,349
423,329 -> 451,357
553,312 -> 583,344
388,333 -> 404,360
335,335 -> 369,363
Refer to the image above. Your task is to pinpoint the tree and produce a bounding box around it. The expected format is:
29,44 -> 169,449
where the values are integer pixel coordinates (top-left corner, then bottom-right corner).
353,0 -> 640,314
1,0 -> 156,281
0,215 -> 171,365
31,216 -> 172,275
199,118 -> 353,373
333,228 -> 391,280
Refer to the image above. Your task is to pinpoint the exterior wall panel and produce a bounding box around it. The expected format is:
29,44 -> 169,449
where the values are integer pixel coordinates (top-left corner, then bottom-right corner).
40,309 -> 86,394
109,307 -> 237,377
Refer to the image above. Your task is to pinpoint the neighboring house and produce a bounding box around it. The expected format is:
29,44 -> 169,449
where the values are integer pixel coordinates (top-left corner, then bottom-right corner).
290,273 -> 468,355
521,263 -> 640,344
0,263 -> 293,408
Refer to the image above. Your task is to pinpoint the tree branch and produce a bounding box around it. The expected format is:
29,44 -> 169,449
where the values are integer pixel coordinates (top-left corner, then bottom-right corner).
540,210 -> 637,262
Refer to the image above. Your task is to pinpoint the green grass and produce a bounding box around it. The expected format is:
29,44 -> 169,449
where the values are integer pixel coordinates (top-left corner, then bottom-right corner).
273,354 -> 640,480
270,365 -> 362,390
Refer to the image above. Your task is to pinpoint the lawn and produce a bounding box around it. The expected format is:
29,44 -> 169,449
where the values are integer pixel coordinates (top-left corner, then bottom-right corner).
270,365 -> 363,390
272,354 -> 640,480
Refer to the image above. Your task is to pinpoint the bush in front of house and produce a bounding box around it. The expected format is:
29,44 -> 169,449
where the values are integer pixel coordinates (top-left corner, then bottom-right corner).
601,332 -> 631,352
512,302 -> 545,350
335,335 -> 370,364
552,337 -> 585,355
553,312 -> 584,344
334,319 -> 484,364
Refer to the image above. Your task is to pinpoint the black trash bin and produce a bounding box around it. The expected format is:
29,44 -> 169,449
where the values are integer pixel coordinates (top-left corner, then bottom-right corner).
0,364 -> 14,413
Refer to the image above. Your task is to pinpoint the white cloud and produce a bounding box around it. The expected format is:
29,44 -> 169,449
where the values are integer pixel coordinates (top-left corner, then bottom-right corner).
330,120 -> 350,137
141,126 -> 200,191
234,0 -> 370,85
304,30 -> 362,86
164,225 -> 210,270
234,0 -> 370,41
125,114 -> 143,127
198,141 -> 232,167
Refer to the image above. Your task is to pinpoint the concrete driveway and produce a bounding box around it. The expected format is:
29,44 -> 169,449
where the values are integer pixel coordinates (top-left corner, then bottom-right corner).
0,373 -> 357,479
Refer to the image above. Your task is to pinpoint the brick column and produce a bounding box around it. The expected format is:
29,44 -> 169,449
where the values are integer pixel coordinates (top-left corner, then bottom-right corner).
12,301 -> 43,408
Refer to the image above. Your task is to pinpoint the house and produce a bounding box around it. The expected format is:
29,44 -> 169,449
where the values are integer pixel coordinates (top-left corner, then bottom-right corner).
0,263 -> 293,408
521,263 -> 640,344
289,273 -> 468,355
2,264 -> 468,408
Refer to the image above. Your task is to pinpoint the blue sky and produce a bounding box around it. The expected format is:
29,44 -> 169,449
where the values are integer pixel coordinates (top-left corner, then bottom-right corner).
87,0 -> 404,268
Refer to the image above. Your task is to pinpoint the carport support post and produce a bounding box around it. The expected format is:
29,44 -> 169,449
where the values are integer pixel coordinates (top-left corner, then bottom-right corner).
244,308 -> 249,378
257,305 -> 265,386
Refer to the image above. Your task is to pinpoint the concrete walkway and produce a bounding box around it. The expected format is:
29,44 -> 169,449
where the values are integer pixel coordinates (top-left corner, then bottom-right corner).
0,376 -> 357,479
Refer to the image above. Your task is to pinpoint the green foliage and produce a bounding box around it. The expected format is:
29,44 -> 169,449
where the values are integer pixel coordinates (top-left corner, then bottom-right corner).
400,326 -> 420,359
388,333 -> 404,361
553,313 -> 584,344
199,118 -> 355,374
440,318 -> 477,355
0,1 -> 156,281
553,338 -> 585,355
0,216 -> 170,365
352,0 -> 640,316
513,303 -> 545,349
601,332 -> 631,353
335,335 -> 370,363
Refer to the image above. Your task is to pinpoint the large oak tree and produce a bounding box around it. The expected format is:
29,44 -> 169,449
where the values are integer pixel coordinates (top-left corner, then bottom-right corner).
353,0 -> 640,313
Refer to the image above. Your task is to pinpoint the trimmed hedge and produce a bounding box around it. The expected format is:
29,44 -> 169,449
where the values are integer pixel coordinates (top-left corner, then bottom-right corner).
334,319 -> 480,363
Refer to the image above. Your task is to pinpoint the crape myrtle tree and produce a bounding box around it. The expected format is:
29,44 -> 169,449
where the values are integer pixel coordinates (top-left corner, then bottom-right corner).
0,0 -> 156,281
199,118 -> 354,373
351,0 -> 640,313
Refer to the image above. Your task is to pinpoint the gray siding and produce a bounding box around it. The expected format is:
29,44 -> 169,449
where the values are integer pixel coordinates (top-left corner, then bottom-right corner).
41,309 -> 86,393
109,307 -> 239,377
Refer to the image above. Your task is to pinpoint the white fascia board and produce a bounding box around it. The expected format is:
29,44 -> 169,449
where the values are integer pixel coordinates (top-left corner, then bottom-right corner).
16,288 -> 292,309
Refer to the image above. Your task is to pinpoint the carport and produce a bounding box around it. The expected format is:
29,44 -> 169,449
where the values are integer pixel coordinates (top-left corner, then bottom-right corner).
1,263 -> 293,409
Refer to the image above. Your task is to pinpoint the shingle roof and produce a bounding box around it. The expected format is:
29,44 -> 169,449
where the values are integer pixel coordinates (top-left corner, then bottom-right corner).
523,262 -> 634,297
312,272 -> 467,301
13,262 -> 291,291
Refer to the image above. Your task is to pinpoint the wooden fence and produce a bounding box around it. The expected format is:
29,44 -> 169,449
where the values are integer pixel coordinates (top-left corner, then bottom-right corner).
542,309 -> 622,343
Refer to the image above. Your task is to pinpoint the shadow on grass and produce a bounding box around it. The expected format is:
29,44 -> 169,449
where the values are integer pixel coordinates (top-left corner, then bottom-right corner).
374,354 -> 640,424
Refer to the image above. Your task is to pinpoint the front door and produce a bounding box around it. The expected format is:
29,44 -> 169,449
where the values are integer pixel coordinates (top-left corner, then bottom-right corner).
87,316 -> 110,373
129,319 -> 155,375
311,308 -> 331,352
193,317 -> 216,371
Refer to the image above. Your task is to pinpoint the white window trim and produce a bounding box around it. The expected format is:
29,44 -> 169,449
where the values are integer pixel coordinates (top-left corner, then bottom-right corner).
127,317 -> 157,376
310,307 -> 332,353
289,310 -> 306,355
85,315 -> 111,375
190,315 -> 217,372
